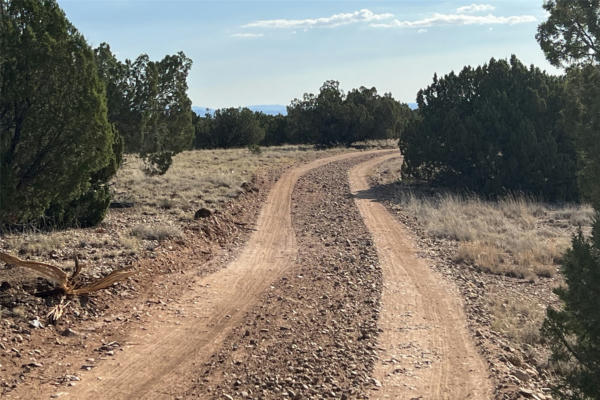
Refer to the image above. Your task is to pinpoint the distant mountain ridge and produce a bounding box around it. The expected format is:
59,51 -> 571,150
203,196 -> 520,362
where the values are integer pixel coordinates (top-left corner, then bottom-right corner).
192,105 -> 287,116
193,102 -> 416,116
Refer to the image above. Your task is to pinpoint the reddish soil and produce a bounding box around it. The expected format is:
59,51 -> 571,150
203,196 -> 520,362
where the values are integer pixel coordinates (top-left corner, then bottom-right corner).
1,150 -> 502,400
190,153 -> 385,399
350,154 -> 492,399
2,150 -> 389,399
1,171 -> 276,398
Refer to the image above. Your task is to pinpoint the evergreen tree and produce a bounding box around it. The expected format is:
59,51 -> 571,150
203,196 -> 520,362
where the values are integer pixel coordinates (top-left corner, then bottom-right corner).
257,113 -> 289,146
537,0 -> 600,68
564,65 -> 600,206
0,0 -> 120,228
400,56 -> 578,201
94,45 -> 194,174
209,108 -> 265,148
542,219 -> 600,400
286,80 -> 411,147
538,4 -> 600,398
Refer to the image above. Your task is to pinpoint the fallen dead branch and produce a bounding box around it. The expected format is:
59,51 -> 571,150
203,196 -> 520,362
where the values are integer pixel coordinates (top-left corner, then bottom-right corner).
47,297 -> 70,322
0,251 -> 136,295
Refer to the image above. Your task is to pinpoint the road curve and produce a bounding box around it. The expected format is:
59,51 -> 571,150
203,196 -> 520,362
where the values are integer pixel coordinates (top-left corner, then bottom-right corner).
349,153 -> 493,400
54,149 -> 392,400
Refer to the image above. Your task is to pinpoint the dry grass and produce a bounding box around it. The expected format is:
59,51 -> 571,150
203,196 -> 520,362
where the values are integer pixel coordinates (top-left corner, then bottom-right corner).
131,224 -> 182,241
372,157 -> 593,362
393,192 -> 593,279
111,145 -> 353,221
0,144 -> 358,280
488,293 -> 547,346
5,232 -> 68,256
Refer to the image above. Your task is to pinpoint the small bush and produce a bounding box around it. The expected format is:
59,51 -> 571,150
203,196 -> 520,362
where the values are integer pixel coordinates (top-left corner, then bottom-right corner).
131,224 -> 182,241
142,152 -> 173,176
248,143 -> 262,155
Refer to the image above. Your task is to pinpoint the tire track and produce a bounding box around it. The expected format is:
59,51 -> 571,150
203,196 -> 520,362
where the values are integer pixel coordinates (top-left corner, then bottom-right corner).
349,153 -> 493,400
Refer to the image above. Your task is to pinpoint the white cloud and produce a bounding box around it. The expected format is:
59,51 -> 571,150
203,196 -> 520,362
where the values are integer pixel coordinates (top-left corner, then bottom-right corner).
243,9 -> 394,30
231,32 -> 264,38
456,4 -> 495,14
417,28 -> 428,34
371,13 -> 536,29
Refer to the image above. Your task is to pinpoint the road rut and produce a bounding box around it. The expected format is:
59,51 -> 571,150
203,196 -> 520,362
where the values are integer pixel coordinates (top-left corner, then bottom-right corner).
349,153 -> 493,400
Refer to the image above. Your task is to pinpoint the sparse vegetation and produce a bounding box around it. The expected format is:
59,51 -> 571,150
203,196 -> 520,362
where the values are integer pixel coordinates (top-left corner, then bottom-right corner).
111,145 -> 353,221
388,191 -> 591,279
0,144 -> 356,276
131,223 -> 182,241
372,155 -> 594,377
489,294 -> 546,346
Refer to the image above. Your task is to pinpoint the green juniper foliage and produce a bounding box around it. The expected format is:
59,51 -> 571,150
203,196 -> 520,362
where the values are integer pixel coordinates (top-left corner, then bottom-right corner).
286,81 -> 412,147
542,217 -> 600,400
564,65 -> 600,208
94,44 -> 194,175
192,82 -> 412,149
399,55 -> 578,202
194,107 -> 265,149
537,2 -> 600,399
0,0 -> 120,228
537,0 -> 600,68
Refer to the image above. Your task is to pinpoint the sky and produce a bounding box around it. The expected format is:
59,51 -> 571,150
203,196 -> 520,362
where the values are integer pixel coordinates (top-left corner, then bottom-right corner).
58,1 -> 557,109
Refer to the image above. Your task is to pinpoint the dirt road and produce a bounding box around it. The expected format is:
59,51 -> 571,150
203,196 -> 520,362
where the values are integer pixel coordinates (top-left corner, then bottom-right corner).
23,150 -> 388,400
12,150 -> 492,399
349,154 -> 492,399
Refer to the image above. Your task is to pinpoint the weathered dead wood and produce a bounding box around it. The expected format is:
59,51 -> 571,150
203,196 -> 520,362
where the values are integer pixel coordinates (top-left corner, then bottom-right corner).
0,251 -> 135,296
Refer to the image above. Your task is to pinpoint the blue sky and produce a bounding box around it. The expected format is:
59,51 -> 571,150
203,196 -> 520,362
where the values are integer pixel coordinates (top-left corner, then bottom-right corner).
59,1 -> 555,108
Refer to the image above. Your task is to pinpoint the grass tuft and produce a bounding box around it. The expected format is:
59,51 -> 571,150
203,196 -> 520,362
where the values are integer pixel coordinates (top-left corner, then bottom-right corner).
131,224 -> 182,241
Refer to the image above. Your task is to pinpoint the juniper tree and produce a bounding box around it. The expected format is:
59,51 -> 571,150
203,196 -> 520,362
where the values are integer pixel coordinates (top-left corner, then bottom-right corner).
94,45 -> 194,175
538,3 -> 600,399
0,0 -> 120,228
399,55 -> 578,201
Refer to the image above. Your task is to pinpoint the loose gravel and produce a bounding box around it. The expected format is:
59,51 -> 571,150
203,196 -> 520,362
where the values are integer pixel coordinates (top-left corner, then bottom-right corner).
190,156 -> 383,399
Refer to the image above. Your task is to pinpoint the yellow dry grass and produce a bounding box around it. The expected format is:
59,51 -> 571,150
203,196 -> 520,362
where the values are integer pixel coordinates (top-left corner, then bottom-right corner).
394,192 -> 592,279
372,157 -> 594,356
488,292 -> 547,346
111,145 -> 353,220
0,145 -> 357,283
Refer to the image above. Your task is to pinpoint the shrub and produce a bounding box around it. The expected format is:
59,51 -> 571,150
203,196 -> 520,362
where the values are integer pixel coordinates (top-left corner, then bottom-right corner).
542,216 -> 600,400
400,55 -> 578,201
0,0 -> 120,228
565,65 -> 600,207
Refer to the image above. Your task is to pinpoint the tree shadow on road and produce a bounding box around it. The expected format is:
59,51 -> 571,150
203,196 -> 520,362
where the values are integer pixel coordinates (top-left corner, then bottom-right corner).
350,180 -> 444,207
